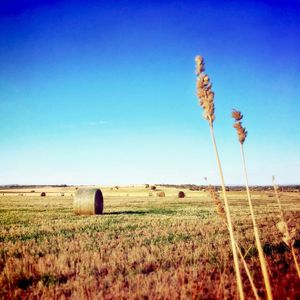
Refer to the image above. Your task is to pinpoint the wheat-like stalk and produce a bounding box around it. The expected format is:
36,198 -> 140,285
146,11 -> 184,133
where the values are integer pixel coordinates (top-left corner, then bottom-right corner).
232,109 -> 273,300
195,56 -> 244,300
208,186 -> 259,300
272,176 -> 300,279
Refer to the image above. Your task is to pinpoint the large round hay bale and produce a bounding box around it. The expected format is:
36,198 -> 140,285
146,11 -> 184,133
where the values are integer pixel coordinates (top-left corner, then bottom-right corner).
73,188 -> 103,215
178,191 -> 185,198
40,192 -> 46,197
157,191 -> 165,197
151,185 -> 156,190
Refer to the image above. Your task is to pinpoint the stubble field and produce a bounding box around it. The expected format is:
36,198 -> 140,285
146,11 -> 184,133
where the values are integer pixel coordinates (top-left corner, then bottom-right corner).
0,186 -> 299,299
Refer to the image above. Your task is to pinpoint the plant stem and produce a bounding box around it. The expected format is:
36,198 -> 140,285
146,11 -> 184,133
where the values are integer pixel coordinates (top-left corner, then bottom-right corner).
209,124 -> 245,300
272,179 -> 284,220
291,247 -> 300,279
240,144 -> 273,300
226,224 -> 259,300
272,178 -> 300,280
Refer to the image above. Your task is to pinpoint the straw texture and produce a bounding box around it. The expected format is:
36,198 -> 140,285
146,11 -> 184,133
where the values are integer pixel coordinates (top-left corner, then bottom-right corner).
74,188 -> 104,215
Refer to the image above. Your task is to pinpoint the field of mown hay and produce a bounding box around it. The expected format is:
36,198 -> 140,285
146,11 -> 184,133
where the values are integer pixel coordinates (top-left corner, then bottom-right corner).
0,186 -> 299,299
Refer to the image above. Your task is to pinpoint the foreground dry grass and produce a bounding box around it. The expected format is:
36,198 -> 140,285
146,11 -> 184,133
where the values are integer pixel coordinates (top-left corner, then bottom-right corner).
0,186 -> 299,299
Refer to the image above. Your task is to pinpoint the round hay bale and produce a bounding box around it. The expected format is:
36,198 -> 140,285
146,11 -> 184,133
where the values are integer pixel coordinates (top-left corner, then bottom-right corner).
157,191 -> 165,197
151,185 -> 156,190
178,191 -> 185,198
145,184 -> 149,188
73,188 -> 103,215
40,192 -> 46,197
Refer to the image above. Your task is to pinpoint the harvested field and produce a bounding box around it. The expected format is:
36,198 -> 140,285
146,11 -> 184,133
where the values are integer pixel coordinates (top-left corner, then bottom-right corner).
0,186 -> 299,299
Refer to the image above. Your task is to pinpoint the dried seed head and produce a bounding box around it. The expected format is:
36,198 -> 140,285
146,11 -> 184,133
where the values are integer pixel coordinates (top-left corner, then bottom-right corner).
276,221 -> 292,247
232,110 -> 247,144
233,122 -> 247,144
208,186 -> 226,222
195,55 -> 205,75
232,109 -> 243,121
195,56 -> 215,125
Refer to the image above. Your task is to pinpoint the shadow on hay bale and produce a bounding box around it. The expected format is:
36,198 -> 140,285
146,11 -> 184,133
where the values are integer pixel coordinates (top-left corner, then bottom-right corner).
150,185 -> 156,190
73,188 -> 103,215
40,192 -> 46,197
178,191 -> 185,198
157,191 -> 165,197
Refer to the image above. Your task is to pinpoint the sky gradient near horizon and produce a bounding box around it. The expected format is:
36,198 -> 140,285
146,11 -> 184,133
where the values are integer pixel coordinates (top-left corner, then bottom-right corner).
0,0 -> 299,185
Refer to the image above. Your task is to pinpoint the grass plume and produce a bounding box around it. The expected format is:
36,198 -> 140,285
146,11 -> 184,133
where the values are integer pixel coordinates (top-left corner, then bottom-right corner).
195,56 -> 244,300
232,109 -> 273,300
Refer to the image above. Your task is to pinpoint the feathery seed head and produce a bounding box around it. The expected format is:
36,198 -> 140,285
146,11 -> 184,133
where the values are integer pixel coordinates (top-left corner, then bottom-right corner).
276,221 -> 296,247
232,109 -> 247,144
208,186 -> 226,222
233,122 -> 247,144
195,55 -> 205,75
195,56 -> 215,125
232,109 -> 243,121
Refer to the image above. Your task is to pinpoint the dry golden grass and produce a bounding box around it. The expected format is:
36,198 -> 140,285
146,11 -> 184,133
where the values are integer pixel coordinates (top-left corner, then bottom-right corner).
232,109 -> 272,299
196,55 -> 244,299
0,186 -> 299,299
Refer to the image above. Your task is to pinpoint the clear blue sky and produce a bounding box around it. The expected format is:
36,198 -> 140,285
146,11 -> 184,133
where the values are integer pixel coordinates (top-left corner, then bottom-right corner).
0,0 -> 299,185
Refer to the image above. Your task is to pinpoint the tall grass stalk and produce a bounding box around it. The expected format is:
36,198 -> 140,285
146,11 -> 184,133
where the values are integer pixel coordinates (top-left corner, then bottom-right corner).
208,186 -> 259,300
195,56 -> 244,300
232,110 -> 273,300
272,177 -> 300,279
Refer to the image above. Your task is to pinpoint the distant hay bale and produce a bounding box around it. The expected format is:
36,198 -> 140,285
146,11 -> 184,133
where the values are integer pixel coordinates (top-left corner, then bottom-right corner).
145,184 -> 150,188
30,190 -> 35,193
61,193 -> 65,197
157,191 -> 165,197
178,191 -> 185,198
40,192 -> 46,197
151,185 -> 156,190
73,188 -> 103,215
115,186 -> 119,190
